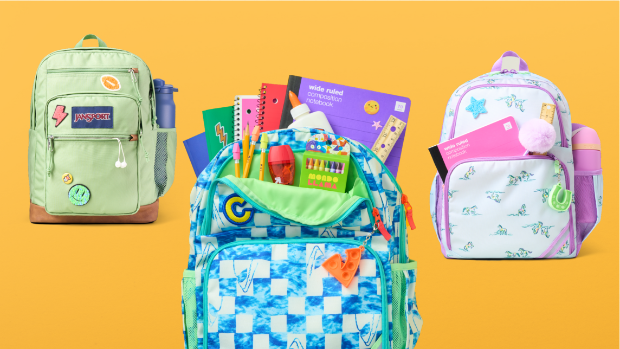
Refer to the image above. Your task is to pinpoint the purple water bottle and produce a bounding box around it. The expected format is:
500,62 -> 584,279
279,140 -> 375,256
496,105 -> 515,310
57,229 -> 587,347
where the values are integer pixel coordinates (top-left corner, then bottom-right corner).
153,79 -> 178,128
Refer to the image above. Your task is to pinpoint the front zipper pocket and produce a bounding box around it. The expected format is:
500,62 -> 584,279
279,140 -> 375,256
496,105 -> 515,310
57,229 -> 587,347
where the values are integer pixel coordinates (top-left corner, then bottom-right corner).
45,135 -> 140,215
443,155 -> 574,258
47,68 -> 140,97
202,239 -> 389,349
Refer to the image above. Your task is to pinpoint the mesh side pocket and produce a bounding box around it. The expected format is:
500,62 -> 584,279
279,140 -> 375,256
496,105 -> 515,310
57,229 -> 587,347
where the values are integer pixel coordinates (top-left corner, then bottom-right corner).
391,268 -> 407,349
182,270 -> 198,349
575,176 -> 597,223
155,132 -> 169,197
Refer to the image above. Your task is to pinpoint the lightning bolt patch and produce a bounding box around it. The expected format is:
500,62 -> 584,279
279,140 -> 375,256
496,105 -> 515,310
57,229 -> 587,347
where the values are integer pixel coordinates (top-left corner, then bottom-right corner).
52,105 -> 68,127
215,122 -> 228,146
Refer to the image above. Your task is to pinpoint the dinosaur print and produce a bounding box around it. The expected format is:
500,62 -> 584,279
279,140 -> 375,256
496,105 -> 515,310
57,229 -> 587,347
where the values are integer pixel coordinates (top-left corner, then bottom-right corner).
486,191 -> 504,203
508,204 -> 528,216
460,242 -> 474,252
459,166 -> 476,180
491,225 -> 509,236
506,248 -> 533,258
462,205 -> 479,216
535,188 -> 551,203
496,94 -> 526,112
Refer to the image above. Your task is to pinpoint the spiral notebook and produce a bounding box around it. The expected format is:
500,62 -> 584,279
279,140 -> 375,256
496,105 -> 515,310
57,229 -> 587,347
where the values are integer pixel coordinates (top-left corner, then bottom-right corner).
258,83 -> 287,132
234,95 -> 260,141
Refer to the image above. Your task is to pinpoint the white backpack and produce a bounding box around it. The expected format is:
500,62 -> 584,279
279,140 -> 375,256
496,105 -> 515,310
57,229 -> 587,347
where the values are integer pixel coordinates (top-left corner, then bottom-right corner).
430,51 -> 603,259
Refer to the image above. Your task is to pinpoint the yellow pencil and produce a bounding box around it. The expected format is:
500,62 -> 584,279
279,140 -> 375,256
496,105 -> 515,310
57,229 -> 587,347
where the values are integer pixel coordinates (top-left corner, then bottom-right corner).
259,134 -> 268,181
233,143 -> 241,178
242,122 -> 249,173
243,126 -> 261,178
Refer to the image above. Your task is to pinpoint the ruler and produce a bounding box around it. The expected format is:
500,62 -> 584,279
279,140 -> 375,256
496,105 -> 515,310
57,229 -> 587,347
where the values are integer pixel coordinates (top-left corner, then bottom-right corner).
371,115 -> 406,162
540,103 -> 555,124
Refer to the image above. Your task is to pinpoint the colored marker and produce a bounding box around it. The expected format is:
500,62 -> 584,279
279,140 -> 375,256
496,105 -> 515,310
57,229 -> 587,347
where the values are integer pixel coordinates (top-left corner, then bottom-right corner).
243,126 -> 261,178
233,142 -> 241,178
259,134 -> 268,181
330,161 -> 336,173
319,160 -> 325,171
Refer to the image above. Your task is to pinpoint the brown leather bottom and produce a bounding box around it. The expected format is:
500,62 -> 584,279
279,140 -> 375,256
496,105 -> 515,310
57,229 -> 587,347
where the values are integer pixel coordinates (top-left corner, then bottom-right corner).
30,200 -> 159,224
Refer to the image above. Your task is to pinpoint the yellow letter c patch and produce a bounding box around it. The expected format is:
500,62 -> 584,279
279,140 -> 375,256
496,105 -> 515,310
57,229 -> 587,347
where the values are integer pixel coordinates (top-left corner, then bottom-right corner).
223,194 -> 255,225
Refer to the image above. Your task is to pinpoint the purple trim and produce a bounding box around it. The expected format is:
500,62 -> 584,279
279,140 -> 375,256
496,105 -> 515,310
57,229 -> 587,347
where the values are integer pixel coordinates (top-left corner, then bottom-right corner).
491,51 -> 529,72
539,226 -> 569,258
449,84 -> 567,148
436,175 -> 443,242
572,123 -> 586,132
575,169 -> 603,176
443,155 -> 573,251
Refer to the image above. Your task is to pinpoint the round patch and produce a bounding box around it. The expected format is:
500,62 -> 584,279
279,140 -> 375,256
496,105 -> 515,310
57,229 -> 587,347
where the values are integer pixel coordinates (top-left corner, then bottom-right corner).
222,194 -> 255,225
62,173 -> 73,184
364,100 -> 380,115
68,184 -> 90,206
101,75 -> 121,91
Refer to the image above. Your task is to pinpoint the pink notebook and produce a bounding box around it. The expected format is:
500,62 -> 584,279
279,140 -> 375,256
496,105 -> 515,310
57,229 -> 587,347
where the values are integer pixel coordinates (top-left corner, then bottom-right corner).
429,117 -> 526,181
234,95 -> 260,141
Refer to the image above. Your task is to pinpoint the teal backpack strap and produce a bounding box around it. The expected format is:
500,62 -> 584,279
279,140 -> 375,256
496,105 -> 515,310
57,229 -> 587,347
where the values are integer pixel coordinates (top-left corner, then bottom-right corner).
74,34 -> 107,48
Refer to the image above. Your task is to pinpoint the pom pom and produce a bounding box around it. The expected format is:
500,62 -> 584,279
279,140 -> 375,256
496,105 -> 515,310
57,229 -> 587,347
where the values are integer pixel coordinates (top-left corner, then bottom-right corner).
519,119 -> 556,153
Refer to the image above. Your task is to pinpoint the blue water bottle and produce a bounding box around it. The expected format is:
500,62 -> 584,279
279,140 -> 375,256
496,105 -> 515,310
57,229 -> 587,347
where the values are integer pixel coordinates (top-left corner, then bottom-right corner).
153,79 -> 178,128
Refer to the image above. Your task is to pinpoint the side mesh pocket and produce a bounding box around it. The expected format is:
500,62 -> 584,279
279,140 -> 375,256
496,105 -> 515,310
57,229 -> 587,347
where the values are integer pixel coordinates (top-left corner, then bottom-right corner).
391,261 -> 422,349
182,270 -> 198,349
574,174 -> 602,244
154,128 -> 177,197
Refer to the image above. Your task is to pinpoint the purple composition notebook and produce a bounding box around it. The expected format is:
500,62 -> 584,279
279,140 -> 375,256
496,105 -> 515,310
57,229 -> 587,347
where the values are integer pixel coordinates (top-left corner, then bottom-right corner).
280,76 -> 410,176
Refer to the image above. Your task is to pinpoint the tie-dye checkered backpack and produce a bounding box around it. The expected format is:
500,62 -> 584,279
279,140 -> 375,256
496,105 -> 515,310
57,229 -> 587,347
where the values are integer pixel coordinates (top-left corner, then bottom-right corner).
182,128 -> 422,349
430,51 -> 604,259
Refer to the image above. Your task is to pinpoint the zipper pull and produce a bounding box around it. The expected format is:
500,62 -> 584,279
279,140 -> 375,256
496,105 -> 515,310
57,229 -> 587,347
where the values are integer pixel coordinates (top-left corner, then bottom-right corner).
129,68 -> 142,103
372,207 -> 391,240
401,194 -> 416,230
46,135 -> 54,177
139,133 -> 149,162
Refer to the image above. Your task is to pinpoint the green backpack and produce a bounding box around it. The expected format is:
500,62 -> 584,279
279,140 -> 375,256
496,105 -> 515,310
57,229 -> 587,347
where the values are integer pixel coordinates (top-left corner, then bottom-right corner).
28,34 -> 176,223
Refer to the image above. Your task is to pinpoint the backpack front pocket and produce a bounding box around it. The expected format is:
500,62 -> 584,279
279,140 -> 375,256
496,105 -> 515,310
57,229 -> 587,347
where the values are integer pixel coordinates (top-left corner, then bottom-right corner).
45,135 -> 140,215
202,239 -> 388,349
443,156 -> 574,258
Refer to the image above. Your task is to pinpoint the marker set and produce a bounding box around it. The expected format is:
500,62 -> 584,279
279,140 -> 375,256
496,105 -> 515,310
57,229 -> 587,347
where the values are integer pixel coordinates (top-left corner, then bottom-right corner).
306,158 -> 346,174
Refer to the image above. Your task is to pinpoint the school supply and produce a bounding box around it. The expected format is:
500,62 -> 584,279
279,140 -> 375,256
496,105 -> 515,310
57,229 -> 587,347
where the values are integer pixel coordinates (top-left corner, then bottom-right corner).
280,75 -> 411,176
572,124 -> 603,250
430,51 -> 603,259
28,34 -> 176,223
202,106 -> 234,161
242,122 -> 249,172
300,134 -> 350,193
243,126 -> 261,178
259,134 -> 268,181
234,95 -> 260,141
153,79 -> 178,128
519,118 -> 556,156
233,142 -> 241,178
267,144 -> 295,185
372,115 -> 406,163
183,133 -> 210,177
183,128 -> 422,349
429,117 -> 525,182
287,91 -> 334,132
258,83 -> 287,131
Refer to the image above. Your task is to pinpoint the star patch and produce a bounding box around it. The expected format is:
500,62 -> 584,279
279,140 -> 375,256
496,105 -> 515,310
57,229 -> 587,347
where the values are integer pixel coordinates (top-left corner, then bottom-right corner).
372,121 -> 382,130
465,97 -> 487,119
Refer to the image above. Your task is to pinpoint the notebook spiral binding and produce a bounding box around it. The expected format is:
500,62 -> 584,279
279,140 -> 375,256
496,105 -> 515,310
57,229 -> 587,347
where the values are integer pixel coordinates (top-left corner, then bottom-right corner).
233,96 -> 242,140
256,86 -> 267,131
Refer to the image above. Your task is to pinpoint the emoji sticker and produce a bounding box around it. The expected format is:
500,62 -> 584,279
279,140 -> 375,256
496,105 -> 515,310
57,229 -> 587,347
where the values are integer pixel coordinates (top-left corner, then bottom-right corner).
68,184 -> 90,206
101,75 -> 121,91
62,173 -> 73,185
364,100 -> 380,115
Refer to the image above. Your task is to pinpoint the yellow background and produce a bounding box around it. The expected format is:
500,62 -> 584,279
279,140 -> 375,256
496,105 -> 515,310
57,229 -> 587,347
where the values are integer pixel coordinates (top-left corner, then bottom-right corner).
1,2 -> 617,348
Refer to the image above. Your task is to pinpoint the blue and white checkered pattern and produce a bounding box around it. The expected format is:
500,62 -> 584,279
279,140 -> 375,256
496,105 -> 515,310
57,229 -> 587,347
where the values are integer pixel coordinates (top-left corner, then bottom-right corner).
184,128 -> 422,349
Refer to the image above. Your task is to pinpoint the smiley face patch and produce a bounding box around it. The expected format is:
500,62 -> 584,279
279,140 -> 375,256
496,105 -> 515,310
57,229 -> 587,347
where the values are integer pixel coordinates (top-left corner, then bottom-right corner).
68,184 -> 90,206
364,100 -> 380,115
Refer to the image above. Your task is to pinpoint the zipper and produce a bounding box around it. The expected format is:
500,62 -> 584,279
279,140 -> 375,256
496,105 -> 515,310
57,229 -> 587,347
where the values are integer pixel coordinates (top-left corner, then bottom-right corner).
443,154 -> 573,252
47,68 -> 139,74
46,134 -> 136,176
448,84 -> 567,148
202,238 -> 389,349
401,194 -> 416,230
201,176 -> 373,236
372,207 -> 391,240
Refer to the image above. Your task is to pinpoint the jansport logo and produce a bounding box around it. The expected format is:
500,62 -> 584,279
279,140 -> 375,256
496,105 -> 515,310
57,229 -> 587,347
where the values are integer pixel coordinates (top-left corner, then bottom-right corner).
72,106 -> 113,129
101,75 -> 121,91
74,112 -> 111,123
